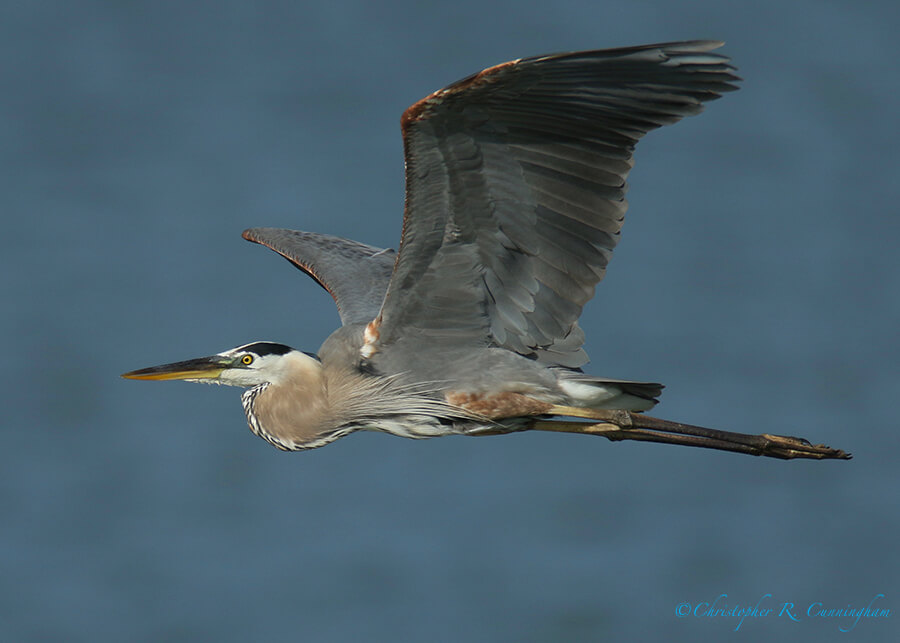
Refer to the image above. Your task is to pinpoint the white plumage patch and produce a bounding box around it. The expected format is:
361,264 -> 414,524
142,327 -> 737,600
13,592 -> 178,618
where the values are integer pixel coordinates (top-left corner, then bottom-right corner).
217,349 -> 319,388
558,380 -> 621,405
558,379 -> 656,412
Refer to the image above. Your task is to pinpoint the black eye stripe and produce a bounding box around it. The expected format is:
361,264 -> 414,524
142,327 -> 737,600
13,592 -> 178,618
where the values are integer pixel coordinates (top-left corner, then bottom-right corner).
239,342 -> 292,356
232,342 -> 320,362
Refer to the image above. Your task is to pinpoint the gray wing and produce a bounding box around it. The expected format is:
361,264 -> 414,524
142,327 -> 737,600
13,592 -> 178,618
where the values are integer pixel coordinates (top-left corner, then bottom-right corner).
363,41 -> 739,368
242,228 -> 396,326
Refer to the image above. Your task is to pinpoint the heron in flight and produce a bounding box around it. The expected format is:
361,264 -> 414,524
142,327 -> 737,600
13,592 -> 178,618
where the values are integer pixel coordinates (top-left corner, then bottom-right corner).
123,41 -> 849,460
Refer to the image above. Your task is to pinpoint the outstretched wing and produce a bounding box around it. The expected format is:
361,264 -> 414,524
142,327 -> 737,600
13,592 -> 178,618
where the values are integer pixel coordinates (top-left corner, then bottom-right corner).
363,41 -> 739,368
242,228 -> 395,326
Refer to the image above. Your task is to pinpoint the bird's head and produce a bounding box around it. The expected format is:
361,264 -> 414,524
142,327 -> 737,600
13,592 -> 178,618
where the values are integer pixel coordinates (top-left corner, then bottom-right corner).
122,341 -> 321,388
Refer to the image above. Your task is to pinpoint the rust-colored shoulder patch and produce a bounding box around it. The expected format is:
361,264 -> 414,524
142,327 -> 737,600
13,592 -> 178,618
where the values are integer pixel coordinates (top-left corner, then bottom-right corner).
400,58 -> 520,132
445,391 -> 552,419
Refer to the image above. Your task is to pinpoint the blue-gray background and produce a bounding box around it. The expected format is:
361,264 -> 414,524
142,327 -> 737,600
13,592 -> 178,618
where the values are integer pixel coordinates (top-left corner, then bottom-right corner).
2,1 -> 897,641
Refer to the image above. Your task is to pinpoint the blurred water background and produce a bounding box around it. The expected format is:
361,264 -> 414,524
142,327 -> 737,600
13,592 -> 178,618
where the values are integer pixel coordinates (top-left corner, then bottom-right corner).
1,1 -> 898,641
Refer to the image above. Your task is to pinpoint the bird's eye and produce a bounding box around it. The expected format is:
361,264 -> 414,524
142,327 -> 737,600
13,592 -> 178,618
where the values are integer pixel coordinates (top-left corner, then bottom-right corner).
241,354 -> 254,365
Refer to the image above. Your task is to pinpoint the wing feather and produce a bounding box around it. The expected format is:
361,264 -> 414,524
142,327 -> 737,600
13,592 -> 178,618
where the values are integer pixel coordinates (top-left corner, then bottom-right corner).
364,41 -> 739,369
242,228 -> 395,326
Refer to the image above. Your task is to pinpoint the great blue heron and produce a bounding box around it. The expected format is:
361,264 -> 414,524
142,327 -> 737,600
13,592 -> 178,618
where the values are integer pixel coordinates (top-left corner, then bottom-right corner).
123,41 -> 849,460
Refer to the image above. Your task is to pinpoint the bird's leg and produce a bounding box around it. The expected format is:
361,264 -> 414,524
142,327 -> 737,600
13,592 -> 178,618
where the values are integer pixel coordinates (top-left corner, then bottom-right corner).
530,406 -> 851,461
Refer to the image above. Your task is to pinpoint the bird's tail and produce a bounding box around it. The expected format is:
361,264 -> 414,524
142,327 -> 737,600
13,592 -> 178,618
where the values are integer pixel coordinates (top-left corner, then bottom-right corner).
556,374 -> 663,412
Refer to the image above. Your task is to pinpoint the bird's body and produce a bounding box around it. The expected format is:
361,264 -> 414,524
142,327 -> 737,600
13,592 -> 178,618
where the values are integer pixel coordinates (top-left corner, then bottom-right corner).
123,42 -> 850,460
197,338 -> 656,452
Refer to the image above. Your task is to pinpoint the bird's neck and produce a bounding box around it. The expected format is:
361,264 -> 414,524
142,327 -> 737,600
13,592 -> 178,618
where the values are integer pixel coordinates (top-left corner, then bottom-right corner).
241,357 -> 336,450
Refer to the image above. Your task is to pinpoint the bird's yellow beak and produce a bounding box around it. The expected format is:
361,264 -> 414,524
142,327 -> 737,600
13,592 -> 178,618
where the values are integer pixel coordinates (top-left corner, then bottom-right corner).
121,355 -> 229,381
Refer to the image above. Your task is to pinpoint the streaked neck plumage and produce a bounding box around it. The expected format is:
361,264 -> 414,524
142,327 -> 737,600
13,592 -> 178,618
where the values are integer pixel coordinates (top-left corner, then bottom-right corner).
241,351 -> 338,450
